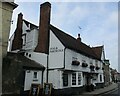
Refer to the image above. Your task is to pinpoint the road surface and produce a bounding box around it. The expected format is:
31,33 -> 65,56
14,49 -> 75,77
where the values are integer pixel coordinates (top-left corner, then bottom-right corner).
101,83 -> 120,96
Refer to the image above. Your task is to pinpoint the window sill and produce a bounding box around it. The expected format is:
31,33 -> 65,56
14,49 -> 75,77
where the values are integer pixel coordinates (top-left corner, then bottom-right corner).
33,79 -> 38,81
71,85 -> 82,87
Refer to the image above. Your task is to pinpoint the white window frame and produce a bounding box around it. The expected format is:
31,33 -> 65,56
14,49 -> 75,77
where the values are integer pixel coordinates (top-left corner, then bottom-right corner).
100,74 -> 102,82
33,71 -> 38,81
72,73 -> 76,86
78,73 -> 82,85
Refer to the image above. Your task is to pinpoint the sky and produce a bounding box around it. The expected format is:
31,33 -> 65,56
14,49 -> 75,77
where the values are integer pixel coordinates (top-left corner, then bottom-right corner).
10,0 -> 118,71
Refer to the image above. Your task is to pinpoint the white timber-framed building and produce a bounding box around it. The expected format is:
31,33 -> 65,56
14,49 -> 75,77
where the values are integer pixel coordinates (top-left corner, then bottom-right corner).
8,2 -> 106,95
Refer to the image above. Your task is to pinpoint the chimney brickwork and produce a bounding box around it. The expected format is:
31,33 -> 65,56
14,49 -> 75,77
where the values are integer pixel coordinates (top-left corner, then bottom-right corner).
11,13 -> 23,51
35,2 -> 51,54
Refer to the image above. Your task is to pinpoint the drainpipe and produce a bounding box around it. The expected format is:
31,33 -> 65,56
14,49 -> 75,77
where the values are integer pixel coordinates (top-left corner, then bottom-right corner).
46,54 -> 49,83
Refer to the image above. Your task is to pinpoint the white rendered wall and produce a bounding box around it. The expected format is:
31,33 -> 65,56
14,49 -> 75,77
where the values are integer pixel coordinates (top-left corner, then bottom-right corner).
48,70 -> 61,89
65,48 -> 90,72
25,52 -> 47,83
65,48 -> 103,73
65,48 -> 104,84
48,70 -> 84,89
101,47 -> 105,61
9,21 -> 38,52
25,52 -> 47,67
23,29 -> 38,50
24,70 -> 42,91
22,21 -> 38,50
22,21 -> 30,34
49,30 -> 65,69
8,34 -> 14,51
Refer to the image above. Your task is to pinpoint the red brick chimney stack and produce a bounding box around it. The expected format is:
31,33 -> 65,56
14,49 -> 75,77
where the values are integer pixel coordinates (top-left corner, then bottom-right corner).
11,13 -> 23,51
77,33 -> 81,42
35,2 -> 51,54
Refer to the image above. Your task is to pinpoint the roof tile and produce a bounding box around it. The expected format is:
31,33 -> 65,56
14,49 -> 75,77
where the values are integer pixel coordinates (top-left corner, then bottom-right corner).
50,24 -> 102,60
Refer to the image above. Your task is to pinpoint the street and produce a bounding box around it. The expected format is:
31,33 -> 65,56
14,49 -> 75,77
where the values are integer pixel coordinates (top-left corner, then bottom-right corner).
100,83 -> 120,96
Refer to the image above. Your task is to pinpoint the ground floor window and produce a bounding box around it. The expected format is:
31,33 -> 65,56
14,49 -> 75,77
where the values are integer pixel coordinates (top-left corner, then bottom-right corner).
72,73 -> 76,85
78,73 -> 82,85
63,73 -> 68,86
100,74 -> 102,82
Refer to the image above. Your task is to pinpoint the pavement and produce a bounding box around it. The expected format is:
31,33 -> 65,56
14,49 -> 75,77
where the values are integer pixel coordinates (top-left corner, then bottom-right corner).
1,83 -> 118,96
73,82 -> 118,96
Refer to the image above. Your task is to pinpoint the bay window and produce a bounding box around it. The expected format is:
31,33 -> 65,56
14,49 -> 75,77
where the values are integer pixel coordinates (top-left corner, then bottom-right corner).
72,73 -> 76,85
78,73 -> 81,85
63,73 -> 68,86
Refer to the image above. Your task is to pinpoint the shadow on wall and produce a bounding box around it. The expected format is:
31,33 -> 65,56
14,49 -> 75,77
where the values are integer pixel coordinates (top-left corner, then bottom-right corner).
2,53 -> 25,95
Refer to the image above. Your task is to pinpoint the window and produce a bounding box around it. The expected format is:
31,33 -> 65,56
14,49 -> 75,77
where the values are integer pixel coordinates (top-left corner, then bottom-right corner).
26,53 -> 28,56
78,73 -> 81,85
72,73 -> 76,85
22,34 -> 26,46
63,73 -> 68,86
33,72 -> 38,80
29,54 -> 31,57
100,75 -> 102,82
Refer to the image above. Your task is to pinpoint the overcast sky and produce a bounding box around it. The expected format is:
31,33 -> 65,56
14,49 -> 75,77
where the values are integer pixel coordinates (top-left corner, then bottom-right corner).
10,0 -> 118,71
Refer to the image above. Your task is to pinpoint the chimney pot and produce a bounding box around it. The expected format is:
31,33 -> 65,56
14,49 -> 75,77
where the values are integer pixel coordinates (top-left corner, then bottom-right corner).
78,34 -> 80,38
77,33 -> 81,42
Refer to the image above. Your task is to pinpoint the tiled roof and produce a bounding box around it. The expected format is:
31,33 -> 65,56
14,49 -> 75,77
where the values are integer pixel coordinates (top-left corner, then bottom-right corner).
7,52 -> 45,70
50,24 -> 101,60
92,46 -> 103,60
15,16 -> 103,61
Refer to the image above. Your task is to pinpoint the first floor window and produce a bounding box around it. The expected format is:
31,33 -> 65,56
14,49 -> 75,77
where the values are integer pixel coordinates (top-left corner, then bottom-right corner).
72,73 -> 76,85
22,34 -> 26,46
78,73 -> 81,85
63,73 -> 68,86
33,72 -> 37,80
100,75 -> 102,82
